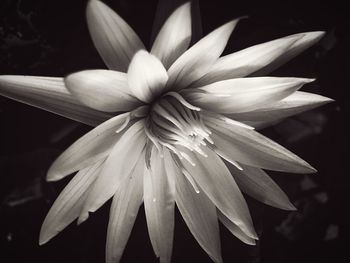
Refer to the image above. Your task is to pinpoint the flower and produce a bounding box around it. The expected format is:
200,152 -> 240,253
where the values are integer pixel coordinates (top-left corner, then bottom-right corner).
0,0 -> 333,262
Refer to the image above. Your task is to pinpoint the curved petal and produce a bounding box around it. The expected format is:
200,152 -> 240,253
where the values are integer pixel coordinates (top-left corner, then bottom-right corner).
185,77 -> 314,113
106,157 -> 144,263
39,161 -> 104,245
78,120 -> 146,223
47,112 -> 132,181
192,33 -> 302,86
179,147 -> 257,239
226,91 -> 333,128
0,75 -> 111,126
167,19 -> 241,91
171,156 -> 223,263
252,31 -> 325,76
127,50 -> 169,103
150,0 -> 202,44
193,31 -> 324,86
217,210 -> 256,245
144,147 -> 175,262
204,115 -> 316,173
86,0 -> 145,71
227,163 -> 296,210
151,2 -> 192,69
65,70 -> 141,112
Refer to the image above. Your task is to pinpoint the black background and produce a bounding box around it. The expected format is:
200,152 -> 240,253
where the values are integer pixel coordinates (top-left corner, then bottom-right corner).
0,0 -> 349,262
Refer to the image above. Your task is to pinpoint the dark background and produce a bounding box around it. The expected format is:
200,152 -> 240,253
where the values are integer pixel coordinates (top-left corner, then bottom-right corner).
0,0 -> 349,262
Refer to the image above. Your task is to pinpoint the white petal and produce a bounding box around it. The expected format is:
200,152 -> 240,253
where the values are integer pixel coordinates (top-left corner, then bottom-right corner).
0,75 -> 111,126
171,156 -> 223,263
227,91 -> 333,128
204,115 -> 316,173
78,120 -> 146,222
193,33 -> 303,86
167,19 -> 241,90
86,0 -> 145,71
180,147 -> 257,239
39,161 -> 103,245
144,147 -> 175,262
151,2 -> 192,69
127,50 -> 169,103
217,210 -> 257,245
47,112 -> 132,181
227,163 -> 296,210
185,77 -> 314,113
65,70 -> 141,112
253,31 -> 325,76
106,157 -> 144,263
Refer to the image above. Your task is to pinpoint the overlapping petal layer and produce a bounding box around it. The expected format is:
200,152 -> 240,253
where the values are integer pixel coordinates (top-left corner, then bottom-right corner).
0,75 -> 111,125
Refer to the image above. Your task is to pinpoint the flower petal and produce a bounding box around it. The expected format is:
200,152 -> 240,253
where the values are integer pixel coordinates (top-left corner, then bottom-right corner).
0,75 -> 111,126
217,210 -> 256,245
78,120 -> 146,222
192,33 -> 303,86
151,2 -> 192,69
65,70 -> 141,112
167,19 -> 241,90
252,31 -> 325,76
127,50 -> 169,103
172,157 -> 223,263
204,115 -> 316,173
226,91 -> 333,128
39,161 -> 103,245
227,163 -> 296,210
185,77 -> 314,113
47,112 -> 132,181
193,31 -> 324,86
86,0 -> 145,71
144,147 -> 175,262
180,147 -> 257,239
106,157 -> 144,263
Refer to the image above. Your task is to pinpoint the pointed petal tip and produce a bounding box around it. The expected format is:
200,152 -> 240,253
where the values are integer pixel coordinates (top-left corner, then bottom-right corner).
46,166 -> 64,182
235,221 -> 258,239
302,78 -> 316,83
39,227 -> 54,246
303,165 -> 318,174
38,235 -> 48,246
303,31 -> 326,41
77,213 -> 89,225
285,203 -> 298,211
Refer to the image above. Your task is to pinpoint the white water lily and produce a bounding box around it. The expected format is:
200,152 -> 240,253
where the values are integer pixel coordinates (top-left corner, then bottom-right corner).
0,0 -> 333,262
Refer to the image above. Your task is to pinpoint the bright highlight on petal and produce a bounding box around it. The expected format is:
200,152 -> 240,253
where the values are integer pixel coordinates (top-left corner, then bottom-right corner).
65,70 -> 141,112
0,1 -> 333,263
78,120 -> 146,222
167,18 -> 241,90
205,115 -> 316,173
174,160 -> 223,263
40,160 -> 103,245
86,0 -> 145,72
228,91 -> 333,128
0,75 -> 111,126
127,50 -> 169,103
106,157 -> 144,263
151,2 -> 192,69
47,112 -> 134,181
144,147 -> 175,262
253,31 -> 326,76
185,77 -> 314,113
179,147 -> 257,239
229,164 -> 296,210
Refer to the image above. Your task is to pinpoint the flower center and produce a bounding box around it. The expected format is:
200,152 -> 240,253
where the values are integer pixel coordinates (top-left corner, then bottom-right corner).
144,92 -> 213,165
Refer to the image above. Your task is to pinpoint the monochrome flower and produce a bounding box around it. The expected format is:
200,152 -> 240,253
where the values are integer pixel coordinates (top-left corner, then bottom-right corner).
0,0 -> 332,262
